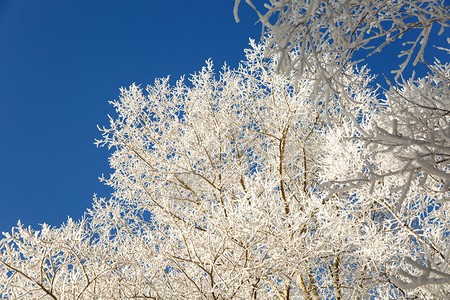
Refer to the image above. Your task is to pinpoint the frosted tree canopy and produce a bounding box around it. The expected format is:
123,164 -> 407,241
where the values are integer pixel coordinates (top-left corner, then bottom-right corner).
1,1 -> 448,299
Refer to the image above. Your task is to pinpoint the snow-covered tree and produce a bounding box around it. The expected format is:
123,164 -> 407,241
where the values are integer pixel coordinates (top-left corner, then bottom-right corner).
1,41 -> 448,299
234,0 -> 449,190
0,1 -> 448,298
236,0 -> 449,294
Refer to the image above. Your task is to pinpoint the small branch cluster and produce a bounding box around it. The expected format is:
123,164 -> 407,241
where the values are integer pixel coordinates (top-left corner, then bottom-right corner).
392,257 -> 450,289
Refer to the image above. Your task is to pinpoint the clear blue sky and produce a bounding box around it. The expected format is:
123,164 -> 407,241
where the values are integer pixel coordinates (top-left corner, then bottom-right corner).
0,1 -> 446,234
0,0 -> 262,233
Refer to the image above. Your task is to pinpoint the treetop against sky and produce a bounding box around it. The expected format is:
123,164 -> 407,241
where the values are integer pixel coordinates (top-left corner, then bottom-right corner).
0,0 -> 449,299
0,0 -> 260,233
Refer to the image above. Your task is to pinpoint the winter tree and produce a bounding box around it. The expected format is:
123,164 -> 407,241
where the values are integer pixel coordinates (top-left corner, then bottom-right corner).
235,0 -> 450,292
0,1 -> 449,299
233,0 -> 449,190
1,41 -> 448,299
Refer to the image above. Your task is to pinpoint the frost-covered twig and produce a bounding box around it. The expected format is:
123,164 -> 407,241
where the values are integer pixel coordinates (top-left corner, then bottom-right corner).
391,257 -> 450,289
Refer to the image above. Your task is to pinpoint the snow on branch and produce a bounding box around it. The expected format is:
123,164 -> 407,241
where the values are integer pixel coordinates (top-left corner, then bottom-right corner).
391,257 -> 450,289
235,0 -> 449,81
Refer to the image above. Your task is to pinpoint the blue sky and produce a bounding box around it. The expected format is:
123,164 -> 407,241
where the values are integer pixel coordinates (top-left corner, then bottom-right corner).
0,1 -> 446,234
0,0 -> 262,233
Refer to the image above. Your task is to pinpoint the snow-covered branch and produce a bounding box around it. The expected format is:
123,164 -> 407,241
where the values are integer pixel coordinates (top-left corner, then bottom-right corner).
391,257 -> 450,289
